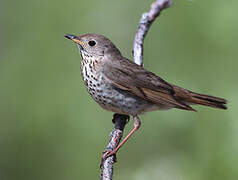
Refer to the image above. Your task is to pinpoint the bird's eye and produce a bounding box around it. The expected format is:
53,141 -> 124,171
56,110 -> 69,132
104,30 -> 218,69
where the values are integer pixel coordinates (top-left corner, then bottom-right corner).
88,40 -> 96,46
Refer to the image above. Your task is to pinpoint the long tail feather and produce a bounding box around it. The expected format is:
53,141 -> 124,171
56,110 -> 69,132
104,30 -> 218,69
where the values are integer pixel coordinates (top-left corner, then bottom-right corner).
173,85 -> 227,110
189,91 -> 227,110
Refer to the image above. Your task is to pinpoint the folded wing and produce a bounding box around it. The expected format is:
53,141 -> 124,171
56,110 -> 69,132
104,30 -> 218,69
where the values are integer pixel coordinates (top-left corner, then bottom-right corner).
103,59 -> 195,111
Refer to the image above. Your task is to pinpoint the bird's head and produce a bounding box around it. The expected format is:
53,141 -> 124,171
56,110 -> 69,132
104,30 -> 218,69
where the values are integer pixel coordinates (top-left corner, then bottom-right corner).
64,33 -> 122,59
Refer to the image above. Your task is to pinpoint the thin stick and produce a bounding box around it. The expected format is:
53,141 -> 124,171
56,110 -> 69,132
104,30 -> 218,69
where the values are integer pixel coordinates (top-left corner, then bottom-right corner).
100,1 -> 172,179
133,0 -> 172,66
100,114 -> 129,180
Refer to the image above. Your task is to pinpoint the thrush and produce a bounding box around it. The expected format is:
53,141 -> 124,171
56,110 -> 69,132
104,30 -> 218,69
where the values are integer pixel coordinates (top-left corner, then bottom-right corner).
64,33 -> 227,158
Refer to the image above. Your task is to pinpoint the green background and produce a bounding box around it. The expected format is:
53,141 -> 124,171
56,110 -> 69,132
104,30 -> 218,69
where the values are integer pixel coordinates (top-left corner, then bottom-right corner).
1,0 -> 237,179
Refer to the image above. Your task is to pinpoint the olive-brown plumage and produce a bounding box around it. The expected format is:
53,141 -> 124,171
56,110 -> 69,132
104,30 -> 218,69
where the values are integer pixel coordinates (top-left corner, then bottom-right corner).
64,33 -> 227,115
64,33 -> 227,160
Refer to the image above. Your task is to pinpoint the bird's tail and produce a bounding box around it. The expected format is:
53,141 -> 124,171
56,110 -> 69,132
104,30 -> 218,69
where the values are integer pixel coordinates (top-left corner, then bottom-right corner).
173,86 -> 227,110
188,91 -> 227,109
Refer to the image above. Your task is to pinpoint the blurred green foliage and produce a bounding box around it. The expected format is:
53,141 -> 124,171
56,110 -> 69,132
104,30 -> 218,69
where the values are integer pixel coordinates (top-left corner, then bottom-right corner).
0,0 -> 238,179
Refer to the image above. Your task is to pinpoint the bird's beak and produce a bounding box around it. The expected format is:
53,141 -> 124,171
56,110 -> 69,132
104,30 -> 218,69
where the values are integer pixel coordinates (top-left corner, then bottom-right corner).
64,34 -> 86,47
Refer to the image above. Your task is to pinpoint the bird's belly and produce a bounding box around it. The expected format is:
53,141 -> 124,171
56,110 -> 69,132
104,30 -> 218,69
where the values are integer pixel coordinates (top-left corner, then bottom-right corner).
88,81 -> 158,115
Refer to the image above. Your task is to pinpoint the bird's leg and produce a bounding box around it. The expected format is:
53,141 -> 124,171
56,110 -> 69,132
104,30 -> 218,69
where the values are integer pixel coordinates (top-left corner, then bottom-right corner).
102,115 -> 141,162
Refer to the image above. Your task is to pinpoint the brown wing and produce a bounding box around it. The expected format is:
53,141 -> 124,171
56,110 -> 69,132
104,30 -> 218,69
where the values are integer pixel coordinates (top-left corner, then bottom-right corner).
103,59 -> 195,111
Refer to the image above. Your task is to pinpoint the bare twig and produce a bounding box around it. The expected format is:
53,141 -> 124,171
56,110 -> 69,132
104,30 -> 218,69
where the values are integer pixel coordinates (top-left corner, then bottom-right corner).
100,114 -> 129,180
100,0 -> 172,179
133,0 -> 172,66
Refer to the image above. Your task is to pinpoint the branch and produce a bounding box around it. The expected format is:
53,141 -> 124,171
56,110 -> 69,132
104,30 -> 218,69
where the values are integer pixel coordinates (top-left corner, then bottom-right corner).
133,0 -> 172,66
100,114 -> 129,180
100,0 -> 172,179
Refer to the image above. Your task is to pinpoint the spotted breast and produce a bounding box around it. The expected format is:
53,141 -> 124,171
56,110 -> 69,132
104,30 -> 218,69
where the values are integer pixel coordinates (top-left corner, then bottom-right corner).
80,50 -> 157,115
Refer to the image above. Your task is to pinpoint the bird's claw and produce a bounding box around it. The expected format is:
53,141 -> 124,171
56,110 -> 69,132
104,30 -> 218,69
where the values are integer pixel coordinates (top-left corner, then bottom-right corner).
100,150 -> 117,168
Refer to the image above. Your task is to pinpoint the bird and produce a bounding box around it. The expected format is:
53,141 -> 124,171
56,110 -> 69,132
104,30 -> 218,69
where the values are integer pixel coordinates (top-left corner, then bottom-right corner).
64,33 -> 227,159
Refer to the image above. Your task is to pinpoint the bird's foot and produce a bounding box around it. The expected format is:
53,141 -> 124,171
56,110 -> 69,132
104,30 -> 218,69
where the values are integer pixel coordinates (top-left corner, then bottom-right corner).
100,149 -> 117,168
